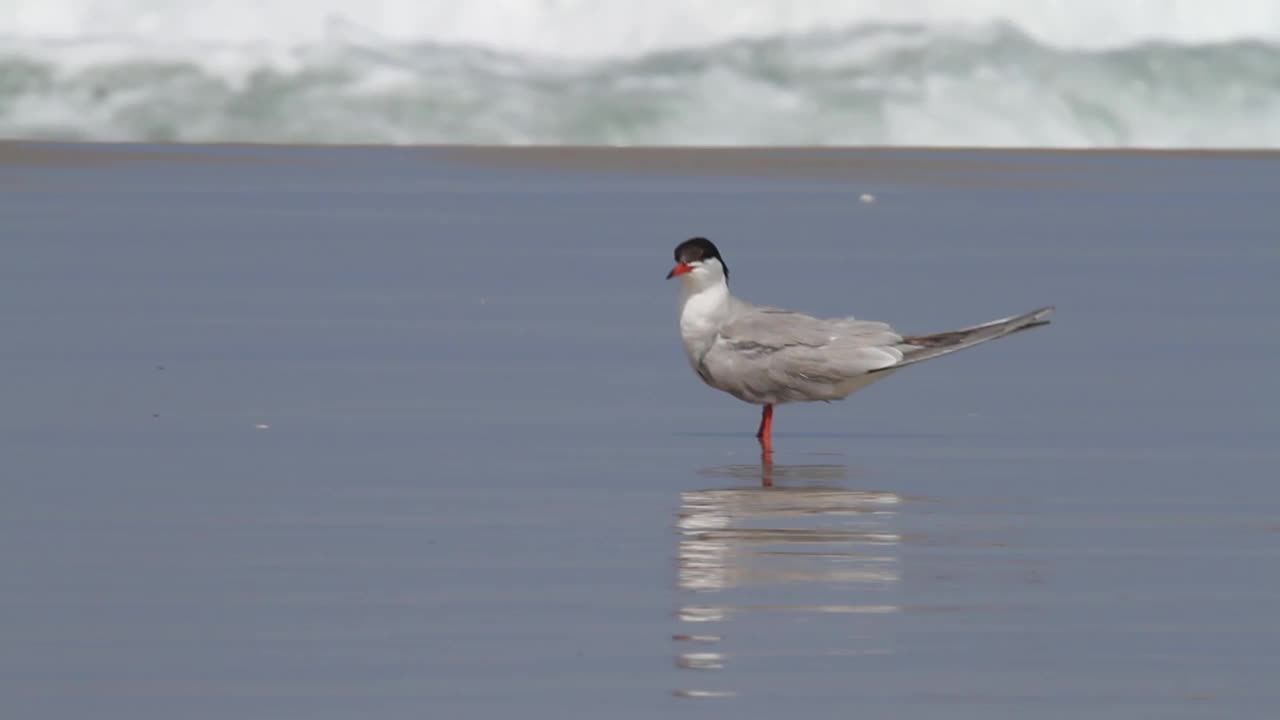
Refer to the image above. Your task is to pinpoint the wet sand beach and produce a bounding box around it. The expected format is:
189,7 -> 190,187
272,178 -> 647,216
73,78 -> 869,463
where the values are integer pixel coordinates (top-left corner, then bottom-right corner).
1,142 -> 1278,718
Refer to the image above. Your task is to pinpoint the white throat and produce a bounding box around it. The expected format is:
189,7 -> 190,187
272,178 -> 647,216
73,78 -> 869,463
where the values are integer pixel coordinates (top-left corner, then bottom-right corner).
678,275 -> 732,366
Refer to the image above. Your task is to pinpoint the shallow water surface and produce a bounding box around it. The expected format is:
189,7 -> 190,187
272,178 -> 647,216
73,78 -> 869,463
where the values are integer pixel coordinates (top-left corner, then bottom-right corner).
1,144 -> 1277,718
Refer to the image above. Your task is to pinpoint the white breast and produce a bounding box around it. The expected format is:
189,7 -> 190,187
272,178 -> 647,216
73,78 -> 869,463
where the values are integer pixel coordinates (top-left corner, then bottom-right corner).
678,281 -> 731,369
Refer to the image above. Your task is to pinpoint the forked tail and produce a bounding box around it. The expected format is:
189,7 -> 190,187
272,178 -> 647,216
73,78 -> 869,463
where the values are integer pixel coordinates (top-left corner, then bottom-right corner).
883,306 -> 1054,370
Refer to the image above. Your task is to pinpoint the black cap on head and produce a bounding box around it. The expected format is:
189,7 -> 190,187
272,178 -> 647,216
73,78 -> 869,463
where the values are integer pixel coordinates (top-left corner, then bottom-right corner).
673,237 -> 728,280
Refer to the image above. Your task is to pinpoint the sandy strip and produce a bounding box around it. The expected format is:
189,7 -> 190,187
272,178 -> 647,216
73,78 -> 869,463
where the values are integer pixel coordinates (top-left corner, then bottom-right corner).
0,141 -> 302,167
3,141 -> 1275,185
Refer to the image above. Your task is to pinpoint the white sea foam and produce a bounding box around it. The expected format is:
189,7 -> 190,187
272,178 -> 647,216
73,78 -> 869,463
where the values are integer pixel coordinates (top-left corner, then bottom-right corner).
6,0 -> 1280,58
2,1 -> 1279,146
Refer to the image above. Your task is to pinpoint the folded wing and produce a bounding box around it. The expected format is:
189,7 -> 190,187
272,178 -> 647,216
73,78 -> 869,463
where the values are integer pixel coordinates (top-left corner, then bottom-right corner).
700,308 -> 906,403
885,306 -> 1054,370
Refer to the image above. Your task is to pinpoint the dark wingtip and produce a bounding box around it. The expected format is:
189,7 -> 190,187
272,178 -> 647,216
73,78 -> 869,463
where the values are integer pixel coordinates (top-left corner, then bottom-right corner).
1008,306 -> 1054,333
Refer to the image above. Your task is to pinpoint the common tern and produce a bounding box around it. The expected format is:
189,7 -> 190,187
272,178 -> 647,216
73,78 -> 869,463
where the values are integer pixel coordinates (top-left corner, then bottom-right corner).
667,237 -> 1052,450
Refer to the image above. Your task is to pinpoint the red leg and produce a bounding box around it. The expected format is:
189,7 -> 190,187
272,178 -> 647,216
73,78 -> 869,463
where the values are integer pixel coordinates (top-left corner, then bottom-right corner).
755,404 -> 774,450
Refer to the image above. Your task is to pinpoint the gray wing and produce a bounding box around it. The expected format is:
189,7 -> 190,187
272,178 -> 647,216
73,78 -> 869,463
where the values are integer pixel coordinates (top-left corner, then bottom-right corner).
699,307 -> 905,404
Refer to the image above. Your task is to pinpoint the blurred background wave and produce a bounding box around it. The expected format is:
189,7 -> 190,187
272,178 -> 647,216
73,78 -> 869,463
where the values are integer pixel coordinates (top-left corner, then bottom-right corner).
3,0 -> 1279,146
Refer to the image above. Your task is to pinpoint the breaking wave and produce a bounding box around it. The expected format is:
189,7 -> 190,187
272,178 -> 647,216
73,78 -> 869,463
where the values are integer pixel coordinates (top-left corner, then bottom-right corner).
2,1 -> 1279,146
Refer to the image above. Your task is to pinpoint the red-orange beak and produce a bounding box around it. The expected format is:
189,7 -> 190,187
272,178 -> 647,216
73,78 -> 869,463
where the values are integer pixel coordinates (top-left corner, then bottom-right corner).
666,262 -> 693,279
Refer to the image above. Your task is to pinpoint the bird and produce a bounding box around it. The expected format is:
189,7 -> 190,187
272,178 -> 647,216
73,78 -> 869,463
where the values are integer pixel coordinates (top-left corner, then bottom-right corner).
666,237 -> 1052,451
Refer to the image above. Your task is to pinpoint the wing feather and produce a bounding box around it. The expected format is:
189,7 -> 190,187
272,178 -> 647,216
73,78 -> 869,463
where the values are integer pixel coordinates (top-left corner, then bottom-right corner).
698,307 -> 905,403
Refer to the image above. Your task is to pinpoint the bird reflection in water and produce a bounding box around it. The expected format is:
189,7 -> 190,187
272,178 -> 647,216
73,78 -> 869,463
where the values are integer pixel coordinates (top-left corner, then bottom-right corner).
672,455 -> 902,699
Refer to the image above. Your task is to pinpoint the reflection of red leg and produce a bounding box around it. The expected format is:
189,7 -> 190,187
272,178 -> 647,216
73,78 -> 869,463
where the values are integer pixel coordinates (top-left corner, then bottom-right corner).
755,404 -> 774,451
